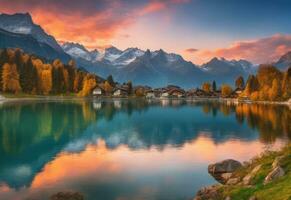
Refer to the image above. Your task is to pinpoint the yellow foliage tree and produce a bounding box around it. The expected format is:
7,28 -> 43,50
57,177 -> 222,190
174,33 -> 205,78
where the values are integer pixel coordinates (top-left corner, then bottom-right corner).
202,82 -> 211,93
63,68 -> 69,92
135,88 -> 145,97
269,79 -> 281,101
221,84 -> 232,97
2,63 -> 21,93
41,69 -> 52,95
103,81 -> 113,94
79,75 -> 96,97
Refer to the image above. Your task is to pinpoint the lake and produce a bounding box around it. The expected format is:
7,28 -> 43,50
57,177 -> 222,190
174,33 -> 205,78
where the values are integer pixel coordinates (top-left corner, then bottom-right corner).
0,99 -> 290,200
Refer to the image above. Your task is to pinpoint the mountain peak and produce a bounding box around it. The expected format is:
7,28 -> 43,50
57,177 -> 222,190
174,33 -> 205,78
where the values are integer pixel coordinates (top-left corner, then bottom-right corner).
0,12 -> 63,51
62,42 -> 88,53
0,12 -> 33,23
105,46 -> 122,55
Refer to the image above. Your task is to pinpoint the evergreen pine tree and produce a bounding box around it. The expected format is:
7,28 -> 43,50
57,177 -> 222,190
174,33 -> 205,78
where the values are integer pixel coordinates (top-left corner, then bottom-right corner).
212,81 -> 217,92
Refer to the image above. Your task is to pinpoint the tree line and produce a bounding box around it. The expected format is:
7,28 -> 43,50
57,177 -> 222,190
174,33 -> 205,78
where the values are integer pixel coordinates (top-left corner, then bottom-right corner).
243,65 -> 291,101
0,49 -> 103,96
200,65 -> 291,101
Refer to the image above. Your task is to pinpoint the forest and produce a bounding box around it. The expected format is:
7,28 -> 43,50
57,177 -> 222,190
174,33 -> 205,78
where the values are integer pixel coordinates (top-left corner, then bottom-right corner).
242,65 -> 291,101
0,48 -> 104,96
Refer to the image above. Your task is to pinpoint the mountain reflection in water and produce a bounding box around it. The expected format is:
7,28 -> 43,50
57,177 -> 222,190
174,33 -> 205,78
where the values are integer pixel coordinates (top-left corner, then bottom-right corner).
0,99 -> 290,200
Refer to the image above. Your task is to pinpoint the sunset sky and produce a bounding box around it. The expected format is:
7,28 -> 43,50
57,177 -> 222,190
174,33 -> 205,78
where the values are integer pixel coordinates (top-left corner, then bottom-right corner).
1,0 -> 291,64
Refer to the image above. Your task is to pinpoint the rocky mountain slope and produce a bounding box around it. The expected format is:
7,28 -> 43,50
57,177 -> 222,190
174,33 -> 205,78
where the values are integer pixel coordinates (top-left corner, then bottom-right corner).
0,13 -> 70,62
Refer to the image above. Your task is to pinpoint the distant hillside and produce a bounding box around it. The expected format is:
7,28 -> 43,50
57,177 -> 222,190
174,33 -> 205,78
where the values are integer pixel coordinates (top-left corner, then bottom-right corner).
275,51 -> 291,71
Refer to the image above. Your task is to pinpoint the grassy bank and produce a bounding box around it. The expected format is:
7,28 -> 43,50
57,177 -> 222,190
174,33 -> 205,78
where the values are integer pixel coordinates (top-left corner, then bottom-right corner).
218,144 -> 291,200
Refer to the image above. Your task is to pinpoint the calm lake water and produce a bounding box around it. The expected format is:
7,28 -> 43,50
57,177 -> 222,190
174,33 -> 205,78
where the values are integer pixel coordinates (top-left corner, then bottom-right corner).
0,99 -> 290,200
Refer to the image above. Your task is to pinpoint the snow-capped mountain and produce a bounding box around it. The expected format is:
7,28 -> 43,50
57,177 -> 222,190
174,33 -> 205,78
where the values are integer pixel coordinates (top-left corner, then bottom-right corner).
62,42 -> 93,61
62,43 -> 185,67
200,57 -> 255,84
201,57 -> 254,73
62,43 -> 145,65
113,48 -> 144,65
62,41 -> 257,87
0,13 -> 63,52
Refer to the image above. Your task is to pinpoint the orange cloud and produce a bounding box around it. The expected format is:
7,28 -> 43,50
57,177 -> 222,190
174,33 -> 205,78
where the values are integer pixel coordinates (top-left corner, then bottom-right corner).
0,0 -> 189,49
188,34 -> 291,64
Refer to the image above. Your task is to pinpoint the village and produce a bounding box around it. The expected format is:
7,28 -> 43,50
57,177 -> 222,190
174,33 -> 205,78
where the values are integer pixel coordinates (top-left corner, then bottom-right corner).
91,83 -> 244,99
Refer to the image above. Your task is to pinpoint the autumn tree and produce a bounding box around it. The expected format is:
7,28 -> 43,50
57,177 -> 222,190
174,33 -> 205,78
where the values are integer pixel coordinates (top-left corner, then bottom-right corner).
74,71 -> 85,93
40,65 -> 52,95
202,82 -> 211,93
269,79 -> 281,101
79,75 -> 97,97
103,81 -> 113,95
107,75 -> 115,87
235,76 -> 245,89
244,75 -> 259,96
66,62 -> 76,92
282,67 -> 291,99
52,63 -> 65,94
2,63 -> 21,93
135,88 -> 145,97
221,84 -> 232,97
257,65 -> 282,87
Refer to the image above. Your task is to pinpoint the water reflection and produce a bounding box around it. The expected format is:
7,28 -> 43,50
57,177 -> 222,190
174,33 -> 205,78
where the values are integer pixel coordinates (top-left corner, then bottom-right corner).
0,99 -> 290,200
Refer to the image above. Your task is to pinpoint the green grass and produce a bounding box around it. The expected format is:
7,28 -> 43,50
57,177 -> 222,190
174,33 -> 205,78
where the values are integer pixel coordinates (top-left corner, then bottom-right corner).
220,145 -> 291,200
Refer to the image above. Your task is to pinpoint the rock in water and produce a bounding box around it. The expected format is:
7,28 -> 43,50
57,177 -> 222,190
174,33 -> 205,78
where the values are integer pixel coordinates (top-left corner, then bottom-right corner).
264,166 -> 285,185
208,159 -> 242,183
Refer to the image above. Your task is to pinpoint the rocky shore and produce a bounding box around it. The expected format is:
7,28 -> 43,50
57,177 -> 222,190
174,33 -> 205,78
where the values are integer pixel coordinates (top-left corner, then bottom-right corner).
194,145 -> 291,200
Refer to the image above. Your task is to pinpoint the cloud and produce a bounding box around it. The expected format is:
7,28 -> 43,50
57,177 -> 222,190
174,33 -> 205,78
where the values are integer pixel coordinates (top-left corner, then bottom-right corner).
184,48 -> 198,53
192,34 -> 291,64
0,0 -> 189,49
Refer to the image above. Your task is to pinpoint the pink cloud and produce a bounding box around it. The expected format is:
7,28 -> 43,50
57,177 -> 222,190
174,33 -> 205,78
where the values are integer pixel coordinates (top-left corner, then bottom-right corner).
184,48 -> 198,53
191,34 -> 291,64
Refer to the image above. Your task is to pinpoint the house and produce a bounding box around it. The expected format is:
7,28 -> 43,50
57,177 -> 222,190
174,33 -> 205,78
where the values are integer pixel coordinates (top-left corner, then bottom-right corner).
161,91 -> 170,98
113,86 -> 128,97
92,87 -> 104,97
145,90 -> 155,98
234,88 -> 244,95
186,89 -> 197,97
168,88 -> 185,98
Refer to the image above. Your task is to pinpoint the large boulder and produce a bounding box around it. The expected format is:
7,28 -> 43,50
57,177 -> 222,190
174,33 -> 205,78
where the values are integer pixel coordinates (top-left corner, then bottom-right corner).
208,159 -> 242,183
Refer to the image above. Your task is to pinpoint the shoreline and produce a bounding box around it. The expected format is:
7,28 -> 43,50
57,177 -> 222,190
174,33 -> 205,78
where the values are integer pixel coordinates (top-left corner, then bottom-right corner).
0,95 -> 290,106
0,95 -> 291,106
